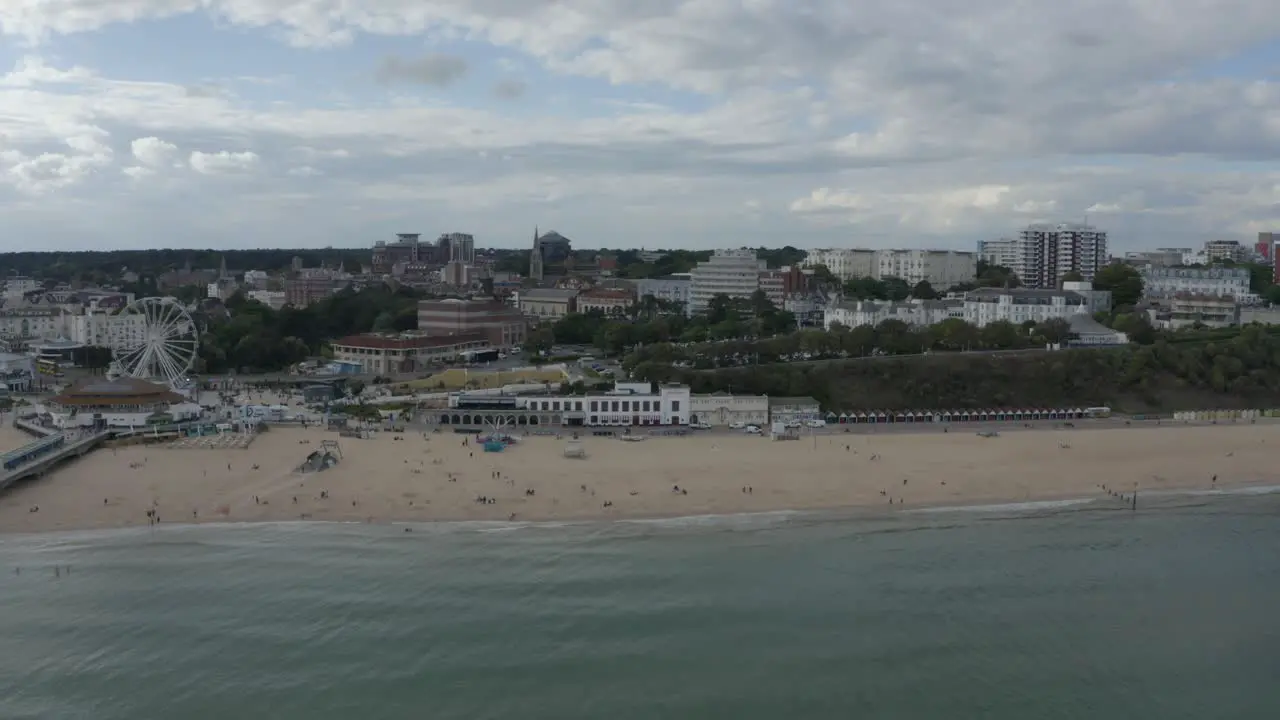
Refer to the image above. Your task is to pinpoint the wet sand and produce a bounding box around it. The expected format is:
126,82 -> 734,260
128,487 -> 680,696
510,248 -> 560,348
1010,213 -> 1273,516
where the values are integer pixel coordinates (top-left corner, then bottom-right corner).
0,423 -> 1274,534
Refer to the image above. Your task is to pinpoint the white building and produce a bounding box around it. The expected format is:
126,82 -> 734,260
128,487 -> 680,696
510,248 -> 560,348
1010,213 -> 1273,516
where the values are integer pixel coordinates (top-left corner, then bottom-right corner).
2,276 -> 40,300
978,237 -> 1020,269
247,290 -> 287,310
1060,281 -> 1113,314
689,394 -> 769,427
1140,266 -> 1255,304
802,248 -> 877,281
874,249 -> 977,288
1123,248 -> 1190,268
242,270 -> 270,289
962,288 -> 1089,326
688,249 -> 765,315
517,382 -> 691,427
43,377 -> 190,429
331,332 -> 490,375
1203,240 -> 1246,263
634,276 -> 692,308
0,306 -> 67,339
998,223 -> 1109,288
68,312 -> 149,349
824,299 -> 962,329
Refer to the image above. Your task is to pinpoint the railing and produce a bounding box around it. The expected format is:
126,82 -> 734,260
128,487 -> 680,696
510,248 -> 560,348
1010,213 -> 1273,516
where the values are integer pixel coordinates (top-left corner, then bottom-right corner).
1,433 -> 67,471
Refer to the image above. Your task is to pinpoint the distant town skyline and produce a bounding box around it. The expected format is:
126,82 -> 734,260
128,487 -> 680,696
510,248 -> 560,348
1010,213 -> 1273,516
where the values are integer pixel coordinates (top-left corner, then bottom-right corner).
1,2 -> 1278,252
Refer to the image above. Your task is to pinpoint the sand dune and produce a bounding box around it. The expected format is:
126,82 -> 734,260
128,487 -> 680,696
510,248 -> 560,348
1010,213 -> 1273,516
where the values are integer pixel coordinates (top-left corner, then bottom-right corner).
0,422 -> 1275,534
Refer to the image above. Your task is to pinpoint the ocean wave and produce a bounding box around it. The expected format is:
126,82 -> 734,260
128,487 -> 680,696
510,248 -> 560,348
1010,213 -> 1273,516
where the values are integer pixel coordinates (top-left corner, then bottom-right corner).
903,498 -> 1098,515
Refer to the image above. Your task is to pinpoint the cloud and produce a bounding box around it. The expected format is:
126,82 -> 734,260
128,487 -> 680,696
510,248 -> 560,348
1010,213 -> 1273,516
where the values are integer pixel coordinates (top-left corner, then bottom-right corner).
131,137 -> 179,167
0,3 -> 1279,249
375,53 -> 469,86
492,78 -> 526,99
189,150 -> 260,174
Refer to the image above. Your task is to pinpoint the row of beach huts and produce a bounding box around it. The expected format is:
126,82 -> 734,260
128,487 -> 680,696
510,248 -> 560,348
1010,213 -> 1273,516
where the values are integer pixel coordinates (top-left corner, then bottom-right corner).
819,407 -> 1110,424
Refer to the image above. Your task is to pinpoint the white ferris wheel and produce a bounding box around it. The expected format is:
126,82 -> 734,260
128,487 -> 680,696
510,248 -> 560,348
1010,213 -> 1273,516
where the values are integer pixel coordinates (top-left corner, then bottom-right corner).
109,296 -> 199,385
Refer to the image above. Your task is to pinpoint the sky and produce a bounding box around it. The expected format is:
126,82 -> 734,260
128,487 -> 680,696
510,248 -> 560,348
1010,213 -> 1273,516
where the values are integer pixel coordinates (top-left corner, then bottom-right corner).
1,1 -> 1279,254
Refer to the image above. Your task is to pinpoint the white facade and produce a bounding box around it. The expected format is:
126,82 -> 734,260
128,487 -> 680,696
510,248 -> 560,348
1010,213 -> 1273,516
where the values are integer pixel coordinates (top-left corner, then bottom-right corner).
247,290 -> 287,310
978,237 -> 1020,269
690,394 -> 770,427
519,382 -> 691,426
802,249 -> 877,281
874,249 -> 976,288
824,300 -> 962,329
243,270 -> 270,289
0,307 -> 67,338
962,289 -> 1088,326
634,276 -> 692,309
689,249 -> 765,314
2,276 -> 40,300
69,312 -> 149,349
1140,266 -> 1255,304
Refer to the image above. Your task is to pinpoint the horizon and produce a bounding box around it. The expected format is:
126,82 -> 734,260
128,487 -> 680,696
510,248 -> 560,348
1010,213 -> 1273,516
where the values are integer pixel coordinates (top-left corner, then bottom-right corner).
1,2 -> 1279,252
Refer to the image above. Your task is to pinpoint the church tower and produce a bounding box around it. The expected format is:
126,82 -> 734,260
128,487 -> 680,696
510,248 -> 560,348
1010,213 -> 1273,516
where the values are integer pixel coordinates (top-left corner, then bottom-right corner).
529,225 -> 544,282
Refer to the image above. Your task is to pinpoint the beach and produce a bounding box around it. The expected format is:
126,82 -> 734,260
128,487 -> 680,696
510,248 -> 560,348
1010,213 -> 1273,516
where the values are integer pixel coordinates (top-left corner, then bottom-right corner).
0,419 -> 1275,534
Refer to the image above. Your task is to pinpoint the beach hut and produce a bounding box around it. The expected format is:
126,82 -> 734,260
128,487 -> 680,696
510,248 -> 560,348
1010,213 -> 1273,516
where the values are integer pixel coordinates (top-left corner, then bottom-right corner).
941,411 -> 953,422
895,412 -> 907,423
854,412 -> 866,424
876,411 -> 889,424
827,412 -> 839,424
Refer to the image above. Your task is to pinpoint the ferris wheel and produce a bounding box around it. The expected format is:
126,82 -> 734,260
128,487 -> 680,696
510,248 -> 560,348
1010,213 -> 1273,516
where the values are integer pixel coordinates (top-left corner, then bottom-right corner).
110,296 -> 199,385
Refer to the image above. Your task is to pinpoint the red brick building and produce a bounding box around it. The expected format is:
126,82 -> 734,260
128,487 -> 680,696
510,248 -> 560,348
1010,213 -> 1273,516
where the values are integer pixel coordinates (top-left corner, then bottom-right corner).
416,298 -> 526,348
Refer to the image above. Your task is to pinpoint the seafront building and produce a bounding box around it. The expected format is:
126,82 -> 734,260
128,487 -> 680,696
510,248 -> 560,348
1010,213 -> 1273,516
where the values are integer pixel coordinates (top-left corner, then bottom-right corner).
41,377 -> 197,429
802,249 -> 877,281
689,394 -> 770,427
438,381 -> 691,428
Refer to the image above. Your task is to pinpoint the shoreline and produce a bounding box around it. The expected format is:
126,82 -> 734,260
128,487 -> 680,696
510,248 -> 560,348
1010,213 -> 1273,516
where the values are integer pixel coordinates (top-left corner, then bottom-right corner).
2,474 -> 1274,541
2,422 -> 1276,536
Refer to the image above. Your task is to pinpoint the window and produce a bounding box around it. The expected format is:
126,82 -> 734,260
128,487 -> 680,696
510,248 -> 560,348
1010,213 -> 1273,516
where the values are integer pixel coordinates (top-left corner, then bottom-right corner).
672,401 -> 681,411
611,401 -> 619,412
591,401 -> 599,412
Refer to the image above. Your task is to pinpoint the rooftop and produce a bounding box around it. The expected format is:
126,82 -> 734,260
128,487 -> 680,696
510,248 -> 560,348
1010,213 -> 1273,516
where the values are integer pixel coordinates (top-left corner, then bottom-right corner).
333,332 -> 487,350
522,288 -> 579,300
51,377 -> 184,406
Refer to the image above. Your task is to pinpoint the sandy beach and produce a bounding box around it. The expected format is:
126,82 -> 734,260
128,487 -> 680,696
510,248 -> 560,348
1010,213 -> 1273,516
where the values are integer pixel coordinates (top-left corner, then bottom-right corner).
0,421 -> 1275,534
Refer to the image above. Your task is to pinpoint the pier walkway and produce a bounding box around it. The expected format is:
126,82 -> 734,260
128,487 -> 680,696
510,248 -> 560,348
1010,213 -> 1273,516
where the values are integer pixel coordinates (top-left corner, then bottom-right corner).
0,430 -> 112,492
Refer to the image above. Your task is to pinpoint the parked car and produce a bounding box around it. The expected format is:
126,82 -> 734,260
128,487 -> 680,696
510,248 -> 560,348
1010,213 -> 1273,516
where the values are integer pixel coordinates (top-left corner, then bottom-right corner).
745,425 -> 763,434
728,421 -> 746,429
804,419 -> 826,428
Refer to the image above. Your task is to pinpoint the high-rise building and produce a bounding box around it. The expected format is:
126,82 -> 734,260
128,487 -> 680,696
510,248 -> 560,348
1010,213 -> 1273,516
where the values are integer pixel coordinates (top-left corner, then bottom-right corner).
1002,223 -> 1109,289
688,249 -> 765,315
1260,232 -> 1279,282
442,233 -> 475,264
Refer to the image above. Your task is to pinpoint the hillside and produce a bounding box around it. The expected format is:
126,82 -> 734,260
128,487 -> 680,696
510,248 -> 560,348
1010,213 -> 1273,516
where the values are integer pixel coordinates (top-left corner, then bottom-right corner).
631,326 -> 1280,413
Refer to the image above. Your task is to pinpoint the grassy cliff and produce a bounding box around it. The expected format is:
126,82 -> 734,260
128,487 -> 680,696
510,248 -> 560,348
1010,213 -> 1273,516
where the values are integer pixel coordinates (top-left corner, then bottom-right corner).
633,326 -> 1280,413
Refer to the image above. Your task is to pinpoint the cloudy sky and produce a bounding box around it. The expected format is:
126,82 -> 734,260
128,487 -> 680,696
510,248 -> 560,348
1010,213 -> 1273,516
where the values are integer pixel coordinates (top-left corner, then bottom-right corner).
1,1 -> 1279,253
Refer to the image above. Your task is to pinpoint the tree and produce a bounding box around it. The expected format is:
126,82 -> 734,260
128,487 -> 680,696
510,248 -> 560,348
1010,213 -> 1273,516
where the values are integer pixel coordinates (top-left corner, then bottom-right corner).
1093,263 -> 1144,309
843,277 -> 886,300
526,326 -> 555,356
882,277 -> 912,301
1061,270 -> 1084,283
1035,318 -> 1072,345
911,280 -> 937,300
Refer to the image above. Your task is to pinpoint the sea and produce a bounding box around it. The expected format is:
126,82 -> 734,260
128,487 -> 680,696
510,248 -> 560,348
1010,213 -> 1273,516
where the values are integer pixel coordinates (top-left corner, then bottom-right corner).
1,490 -> 1278,719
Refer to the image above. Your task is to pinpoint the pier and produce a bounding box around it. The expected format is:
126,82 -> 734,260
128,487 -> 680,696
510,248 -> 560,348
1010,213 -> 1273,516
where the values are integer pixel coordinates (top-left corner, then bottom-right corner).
0,430 -> 112,492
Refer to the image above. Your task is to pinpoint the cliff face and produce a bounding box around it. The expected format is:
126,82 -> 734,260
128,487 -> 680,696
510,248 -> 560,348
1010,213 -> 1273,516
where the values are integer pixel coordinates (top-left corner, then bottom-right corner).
635,328 -> 1280,413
